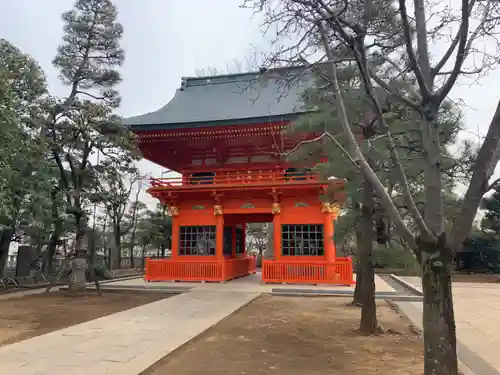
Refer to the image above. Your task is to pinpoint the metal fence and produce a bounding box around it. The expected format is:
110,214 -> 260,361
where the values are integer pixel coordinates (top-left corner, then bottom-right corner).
3,255 -> 64,272
118,257 -> 145,269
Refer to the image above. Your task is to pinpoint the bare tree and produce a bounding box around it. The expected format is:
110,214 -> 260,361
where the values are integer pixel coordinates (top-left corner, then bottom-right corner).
195,55 -> 262,77
243,0 -> 500,374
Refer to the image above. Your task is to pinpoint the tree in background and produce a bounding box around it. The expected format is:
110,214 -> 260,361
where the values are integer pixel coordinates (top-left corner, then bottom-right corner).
246,223 -> 269,261
0,39 -> 53,275
94,163 -> 142,269
136,203 -> 172,259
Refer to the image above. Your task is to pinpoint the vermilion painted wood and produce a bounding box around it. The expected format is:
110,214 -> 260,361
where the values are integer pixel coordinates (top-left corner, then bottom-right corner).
144,256 -> 257,282
261,258 -> 355,286
139,124 -> 354,285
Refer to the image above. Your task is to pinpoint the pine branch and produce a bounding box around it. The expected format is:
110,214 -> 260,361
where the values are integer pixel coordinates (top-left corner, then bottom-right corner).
317,22 -> 418,248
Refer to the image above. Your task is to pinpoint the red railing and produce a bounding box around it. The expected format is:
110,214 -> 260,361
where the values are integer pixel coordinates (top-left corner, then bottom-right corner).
144,256 -> 256,282
224,256 -> 257,280
150,169 -> 319,188
261,258 -> 355,285
145,258 -> 223,282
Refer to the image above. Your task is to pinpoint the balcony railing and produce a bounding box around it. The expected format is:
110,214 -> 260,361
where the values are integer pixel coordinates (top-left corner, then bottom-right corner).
150,169 -> 320,189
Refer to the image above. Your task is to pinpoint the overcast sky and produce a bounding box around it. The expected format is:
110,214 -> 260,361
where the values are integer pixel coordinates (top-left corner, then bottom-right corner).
1,0 -> 499,209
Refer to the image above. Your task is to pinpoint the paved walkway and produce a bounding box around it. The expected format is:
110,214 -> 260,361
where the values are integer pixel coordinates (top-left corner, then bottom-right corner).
0,290 -> 259,375
109,272 -> 395,293
395,276 -> 500,375
0,273 -> 394,375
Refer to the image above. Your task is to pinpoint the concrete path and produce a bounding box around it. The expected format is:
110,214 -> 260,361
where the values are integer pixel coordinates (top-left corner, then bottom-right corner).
0,290 -> 259,375
109,272 -> 395,293
395,276 -> 500,375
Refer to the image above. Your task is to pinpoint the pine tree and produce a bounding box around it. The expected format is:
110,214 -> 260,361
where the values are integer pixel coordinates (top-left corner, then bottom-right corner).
45,0 -> 137,292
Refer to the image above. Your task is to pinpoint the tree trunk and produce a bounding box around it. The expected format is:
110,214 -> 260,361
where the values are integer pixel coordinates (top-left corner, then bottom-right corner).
44,220 -> 63,277
420,235 -> 457,375
87,230 -> 102,296
44,187 -> 63,277
0,229 -> 13,277
115,226 -> 122,267
352,258 -> 363,306
358,177 -> 378,334
108,225 -> 121,269
129,226 -> 138,268
352,199 -> 363,306
68,218 -> 87,293
352,235 -> 363,306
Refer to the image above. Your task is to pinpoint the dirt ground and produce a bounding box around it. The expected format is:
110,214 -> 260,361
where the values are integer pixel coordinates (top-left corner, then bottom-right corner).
451,273 -> 500,283
0,290 -> 171,346
143,295 -> 423,375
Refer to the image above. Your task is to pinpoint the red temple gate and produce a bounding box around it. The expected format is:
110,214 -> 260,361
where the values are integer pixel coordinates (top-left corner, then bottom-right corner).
125,67 -> 354,285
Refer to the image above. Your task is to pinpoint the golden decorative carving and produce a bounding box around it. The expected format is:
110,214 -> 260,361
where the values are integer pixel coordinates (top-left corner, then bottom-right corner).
166,205 -> 180,217
271,202 -> 281,214
322,202 -> 341,217
213,204 -> 223,216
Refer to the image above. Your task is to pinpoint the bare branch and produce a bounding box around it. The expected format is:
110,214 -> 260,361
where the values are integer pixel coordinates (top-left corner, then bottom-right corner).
317,22 -> 417,247
436,0 -> 472,102
398,0 -> 432,97
431,0 -> 476,79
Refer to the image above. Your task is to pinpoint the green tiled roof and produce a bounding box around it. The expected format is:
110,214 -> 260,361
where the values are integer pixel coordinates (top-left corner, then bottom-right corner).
124,66 -> 313,131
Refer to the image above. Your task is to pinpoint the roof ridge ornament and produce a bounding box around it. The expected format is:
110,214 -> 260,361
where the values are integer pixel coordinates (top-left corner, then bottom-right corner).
180,77 -> 187,91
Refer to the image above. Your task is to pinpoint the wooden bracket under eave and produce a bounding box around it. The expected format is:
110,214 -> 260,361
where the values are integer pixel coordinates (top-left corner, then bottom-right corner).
269,188 -> 281,203
211,191 -> 224,204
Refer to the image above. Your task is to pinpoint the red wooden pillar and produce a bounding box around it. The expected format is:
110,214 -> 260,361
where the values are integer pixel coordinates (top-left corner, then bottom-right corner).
322,202 -> 339,263
171,216 -> 180,259
324,212 -> 335,262
215,211 -> 224,260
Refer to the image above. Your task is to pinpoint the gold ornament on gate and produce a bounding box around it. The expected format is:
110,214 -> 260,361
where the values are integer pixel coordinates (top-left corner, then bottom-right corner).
322,202 -> 341,217
213,204 -> 223,216
271,202 -> 281,214
166,205 -> 180,217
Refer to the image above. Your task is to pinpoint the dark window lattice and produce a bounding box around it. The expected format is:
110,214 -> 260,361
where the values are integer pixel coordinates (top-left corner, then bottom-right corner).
282,224 -> 324,256
236,228 -> 245,254
179,226 -> 216,256
189,172 -> 215,185
223,226 -> 233,256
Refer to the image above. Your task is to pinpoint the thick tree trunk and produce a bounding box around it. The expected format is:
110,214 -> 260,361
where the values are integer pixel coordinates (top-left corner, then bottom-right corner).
358,177 -> 378,334
0,229 -> 13,277
352,240 -> 363,306
420,235 -> 457,375
87,230 -> 102,295
68,218 -> 87,293
44,188 -> 63,276
352,200 -> 363,306
44,220 -> 63,277
108,225 -> 121,269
